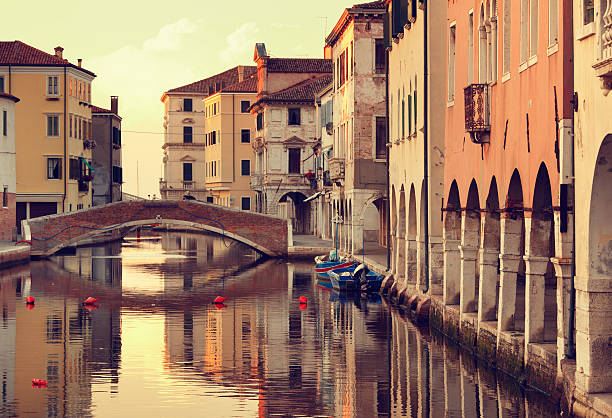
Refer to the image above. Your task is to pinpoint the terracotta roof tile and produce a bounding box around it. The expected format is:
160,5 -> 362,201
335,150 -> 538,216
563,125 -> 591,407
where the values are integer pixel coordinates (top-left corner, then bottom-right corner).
220,75 -> 257,93
266,58 -> 332,73
352,0 -> 385,9
166,66 -> 256,95
91,105 -> 112,114
0,41 -> 95,76
260,75 -> 333,104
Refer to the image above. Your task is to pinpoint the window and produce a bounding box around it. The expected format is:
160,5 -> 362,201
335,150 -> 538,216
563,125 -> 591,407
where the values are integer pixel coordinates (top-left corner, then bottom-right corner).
549,0 -> 558,45
47,76 -> 59,96
213,103 -> 217,115
112,166 -> 122,183
288,148 -> 301,174
375,116 -> 387,159
241,129 -> 250,143
413,88 -> 417,134
520,0 -> 529,62
183,126 -> 193,143
69,158 -> 80,180
47,158 -> 62,179
241,197 -> 251,211
69,115 -> 73,137
2,187 -> 7,208
241,101 -> 250,113
448,25 -> 456,101
183,163 -> 193,182
47,115 -> 59,137
468,12 -> 474,84
407,93 -> 412,135
241,160 -> 251,176
530,0 -> 539,57
112,127 -> 121,146
583,0 -> 594,25
0,76 -> 4,93
257,112 -> 264,130
503,0 -> 512,74
183,98 -> 193,112
375,39 -> 386,74
211,130 -> 216,145
288,108 -> 301,125
2,110 -> 6,136
401,96 -> 405,137
207,196 -> 214,203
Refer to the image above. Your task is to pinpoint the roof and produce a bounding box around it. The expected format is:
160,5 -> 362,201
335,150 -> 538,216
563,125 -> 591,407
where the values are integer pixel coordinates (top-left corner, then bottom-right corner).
353,0 -> 386,8
266,58 -> 332,73
165,65 -> 256,95
220,75 -> 257,93
91,105 -> 111,113
0,41 -> 95,76
254,75 -> 333,107
0,92 -> 19,103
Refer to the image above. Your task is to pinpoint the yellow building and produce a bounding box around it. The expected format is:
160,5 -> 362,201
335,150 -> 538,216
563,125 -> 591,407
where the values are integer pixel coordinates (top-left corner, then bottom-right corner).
203,75 -> 257,209
0,41 -> 95,233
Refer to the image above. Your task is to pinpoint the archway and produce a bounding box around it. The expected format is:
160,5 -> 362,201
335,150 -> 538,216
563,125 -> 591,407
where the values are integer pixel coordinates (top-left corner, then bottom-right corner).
525,163 -> 556,346
479,177 -> 501,322
391,186 -> 398,274
586,134 -> 612,391
498,169 -> 526,333
460,179 -> 481,314
443,181 -> 462,305
279,192 -> 311,234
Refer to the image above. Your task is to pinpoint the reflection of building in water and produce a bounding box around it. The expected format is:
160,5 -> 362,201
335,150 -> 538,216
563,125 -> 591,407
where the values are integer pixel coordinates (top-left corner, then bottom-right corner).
51,241 -> 123,288
0,267 -> 23,416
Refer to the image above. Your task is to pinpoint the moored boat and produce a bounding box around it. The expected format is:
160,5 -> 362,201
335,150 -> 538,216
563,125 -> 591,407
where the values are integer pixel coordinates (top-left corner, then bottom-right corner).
328,264 -> 383,293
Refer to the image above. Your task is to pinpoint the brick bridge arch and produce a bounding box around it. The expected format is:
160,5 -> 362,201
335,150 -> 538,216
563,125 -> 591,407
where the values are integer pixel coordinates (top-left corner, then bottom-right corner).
23,200 -> 291,257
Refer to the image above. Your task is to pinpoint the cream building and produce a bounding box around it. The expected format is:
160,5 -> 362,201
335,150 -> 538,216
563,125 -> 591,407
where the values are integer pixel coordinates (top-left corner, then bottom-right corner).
386,0 -> 446,295
203,75 -> 257,209
325,1 -> 388,256
0,92 -> 19,240
572,0 -> 612,401
313,82 -> 334,241
0,42 -> 95,234
160,66 -> 255,201
250,43 -> 332,233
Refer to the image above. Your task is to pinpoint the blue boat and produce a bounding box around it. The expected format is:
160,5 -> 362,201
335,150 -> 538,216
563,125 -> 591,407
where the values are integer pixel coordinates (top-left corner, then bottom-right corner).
314,251 -> 357,279
328,264 -> 383,293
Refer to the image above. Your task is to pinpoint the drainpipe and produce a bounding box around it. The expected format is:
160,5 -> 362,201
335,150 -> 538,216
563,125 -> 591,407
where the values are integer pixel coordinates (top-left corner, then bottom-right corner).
423,0 -> 430,293
109,116 -> 113,203
62,66 -> 67,212
385,44 -> 391,271
568,4 -> 576,359
232,94 -> 236,185
8,64 -> 11,94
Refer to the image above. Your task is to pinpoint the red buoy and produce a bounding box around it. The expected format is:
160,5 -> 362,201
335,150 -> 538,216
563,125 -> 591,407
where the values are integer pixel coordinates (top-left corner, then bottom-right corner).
299,296 -> 307,304
32,379 -> 47,387
213,303 -> 227,310
83,297 -> 99,305
84,304 -> 99,312
25,296 -> 35,304
299,303 -> 307,311
26,304 -> 35,311
213,296 -> 227,304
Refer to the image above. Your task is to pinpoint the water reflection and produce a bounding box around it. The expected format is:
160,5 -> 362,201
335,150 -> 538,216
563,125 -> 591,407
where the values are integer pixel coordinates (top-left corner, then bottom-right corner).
0,232 -> 561,417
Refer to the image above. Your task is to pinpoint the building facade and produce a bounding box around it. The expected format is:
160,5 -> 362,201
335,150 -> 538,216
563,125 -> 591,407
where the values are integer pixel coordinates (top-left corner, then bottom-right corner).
203,75 -> 257,210
313,82 -> 334,241
0,42 -> 95,233
325,1 -> 388,256
160,66 -> 255,201
92,96 -> 122,206
0,92 -> 19,240
385,0 -> 446,296
572,0 -> 612,399
439,0 -> 573,393
250,43 -> 332,233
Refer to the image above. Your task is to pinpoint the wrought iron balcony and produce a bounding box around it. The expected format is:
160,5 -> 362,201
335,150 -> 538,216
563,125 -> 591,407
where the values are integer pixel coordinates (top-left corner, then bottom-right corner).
464,83 -> 490,143
329,158 -> 345,182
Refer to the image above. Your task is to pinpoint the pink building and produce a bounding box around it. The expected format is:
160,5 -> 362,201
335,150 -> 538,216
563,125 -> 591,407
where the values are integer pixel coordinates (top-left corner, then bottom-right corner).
442,0 -> 573,392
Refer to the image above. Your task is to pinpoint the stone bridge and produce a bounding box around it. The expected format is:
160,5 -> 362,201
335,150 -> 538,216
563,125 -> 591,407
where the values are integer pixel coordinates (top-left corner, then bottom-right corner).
23,200 -> 292,257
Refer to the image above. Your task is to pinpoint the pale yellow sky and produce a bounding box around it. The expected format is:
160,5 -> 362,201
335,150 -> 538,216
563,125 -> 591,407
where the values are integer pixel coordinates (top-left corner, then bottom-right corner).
3,0 -> 350,198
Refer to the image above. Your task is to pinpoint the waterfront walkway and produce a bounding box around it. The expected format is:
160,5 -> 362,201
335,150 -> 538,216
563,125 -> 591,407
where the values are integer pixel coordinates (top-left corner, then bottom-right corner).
0,242 -> 30,268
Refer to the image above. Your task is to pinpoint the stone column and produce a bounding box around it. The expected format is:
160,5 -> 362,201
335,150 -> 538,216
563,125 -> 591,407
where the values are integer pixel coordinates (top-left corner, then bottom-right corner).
429,237 -> 445,295
496,254 -> 521,332
459,245 -> 479,313
406,234 -> 417,286
416,235 -> 426,290
478,249 -> 499,322
443,239 -> 461,305
394,233 -> 401,277
491,17 -> 498,84
551,257 -> 572,369
351,219 -> 364,256
523,255 -> 549,345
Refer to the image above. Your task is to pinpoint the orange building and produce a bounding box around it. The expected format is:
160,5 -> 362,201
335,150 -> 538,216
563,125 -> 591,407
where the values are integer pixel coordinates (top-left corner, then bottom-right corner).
441,0 -> 573,392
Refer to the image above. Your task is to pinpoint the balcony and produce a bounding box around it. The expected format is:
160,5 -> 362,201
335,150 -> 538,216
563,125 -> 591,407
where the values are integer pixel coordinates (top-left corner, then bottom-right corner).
78,180 -> 89,193
593,5 -> 612,92
250,174 -> 263,189
159,179 -> 206,192
329,158 -> 345,182
464,83 -> 490,143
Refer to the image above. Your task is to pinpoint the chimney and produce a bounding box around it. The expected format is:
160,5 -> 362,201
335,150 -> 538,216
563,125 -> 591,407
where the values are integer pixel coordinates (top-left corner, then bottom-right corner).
238,65 -> 246,82
54,46 -> 64,59
111,96 -> 118,115
77,58 -> 82,68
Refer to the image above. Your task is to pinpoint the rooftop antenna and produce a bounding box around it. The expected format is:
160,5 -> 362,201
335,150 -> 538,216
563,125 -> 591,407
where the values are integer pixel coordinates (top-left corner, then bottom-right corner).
316,16 -> 328,40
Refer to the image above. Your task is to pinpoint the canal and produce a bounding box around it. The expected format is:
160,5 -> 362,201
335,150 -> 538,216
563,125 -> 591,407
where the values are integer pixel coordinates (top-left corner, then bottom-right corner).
0,231 -> 562,417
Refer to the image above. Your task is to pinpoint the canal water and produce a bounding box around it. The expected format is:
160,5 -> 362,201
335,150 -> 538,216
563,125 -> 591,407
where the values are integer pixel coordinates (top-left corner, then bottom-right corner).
0,232 -> 562,417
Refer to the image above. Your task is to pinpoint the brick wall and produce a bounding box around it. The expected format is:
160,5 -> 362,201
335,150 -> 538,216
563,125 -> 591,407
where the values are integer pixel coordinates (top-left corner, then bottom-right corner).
0,193 -> 16,241
27,200 -> 289,256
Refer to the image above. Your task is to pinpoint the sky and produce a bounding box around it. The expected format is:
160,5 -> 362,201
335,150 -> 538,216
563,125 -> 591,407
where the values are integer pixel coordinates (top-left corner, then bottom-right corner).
3,0 -> 350,198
